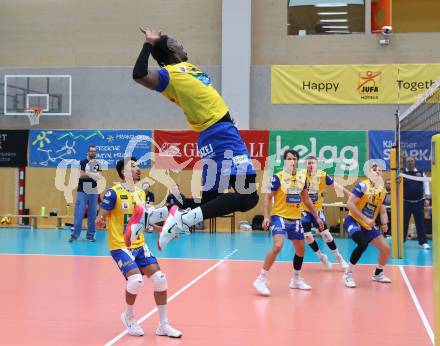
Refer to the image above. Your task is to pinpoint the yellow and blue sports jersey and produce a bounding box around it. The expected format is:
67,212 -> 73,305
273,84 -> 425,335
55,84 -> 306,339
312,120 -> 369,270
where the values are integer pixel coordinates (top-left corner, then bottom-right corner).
348,179 -> 386,230
270,170 -> 308,219
101,183 -> 146,251
155,62 -> 229,132
300,169 -> 333,213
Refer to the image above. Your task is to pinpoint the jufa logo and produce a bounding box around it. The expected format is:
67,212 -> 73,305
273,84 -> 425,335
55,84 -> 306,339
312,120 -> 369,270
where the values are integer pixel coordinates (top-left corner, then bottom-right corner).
357,71 -> 382,99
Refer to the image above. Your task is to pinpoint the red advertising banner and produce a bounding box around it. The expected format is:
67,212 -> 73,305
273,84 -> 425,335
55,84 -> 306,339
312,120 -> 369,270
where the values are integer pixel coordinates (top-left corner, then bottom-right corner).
153,130 -> 269,170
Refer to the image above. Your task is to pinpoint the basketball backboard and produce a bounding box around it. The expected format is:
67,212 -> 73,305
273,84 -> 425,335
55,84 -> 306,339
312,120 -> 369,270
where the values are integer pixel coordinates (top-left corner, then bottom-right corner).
3,75 -> 72,116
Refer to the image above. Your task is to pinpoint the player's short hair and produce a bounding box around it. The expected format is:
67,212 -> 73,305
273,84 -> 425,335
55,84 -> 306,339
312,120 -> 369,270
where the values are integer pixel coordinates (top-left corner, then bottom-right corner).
306,155 -> 317,161
88,145 -> 96,151
116,157 -> 137,179
151,35 -> 172,67
283,149 -> 299,160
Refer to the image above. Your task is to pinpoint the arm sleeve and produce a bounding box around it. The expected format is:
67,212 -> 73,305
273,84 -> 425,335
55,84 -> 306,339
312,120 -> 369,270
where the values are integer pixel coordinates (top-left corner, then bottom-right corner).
100,189 -> 117,211
150,192 -> 155,203
352,182 -> 366,198
154,68 -> 170,92
270,175 -> 281,192
132,42 -> 153,80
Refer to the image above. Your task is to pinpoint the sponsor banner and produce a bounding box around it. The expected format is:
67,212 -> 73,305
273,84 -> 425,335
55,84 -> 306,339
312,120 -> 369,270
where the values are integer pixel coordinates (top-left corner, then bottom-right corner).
369,130 -> 438,171
271,64 -> 440,104
153,130 -> 269,170
29,130 -> 152,168
401,130 -> 439,172
0,130 -> 29,167
269,131 -> 367,176
368,130 -> 394,170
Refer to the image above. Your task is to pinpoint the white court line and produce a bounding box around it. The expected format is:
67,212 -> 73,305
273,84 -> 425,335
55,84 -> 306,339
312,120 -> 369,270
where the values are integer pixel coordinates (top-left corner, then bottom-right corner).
0,253 -> 433,268
399,265 -> 434,345
103,249 -> 238,346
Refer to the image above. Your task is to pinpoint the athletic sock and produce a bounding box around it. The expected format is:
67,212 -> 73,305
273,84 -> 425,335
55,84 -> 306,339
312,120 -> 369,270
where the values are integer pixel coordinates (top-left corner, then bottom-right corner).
157,305 -> 168,325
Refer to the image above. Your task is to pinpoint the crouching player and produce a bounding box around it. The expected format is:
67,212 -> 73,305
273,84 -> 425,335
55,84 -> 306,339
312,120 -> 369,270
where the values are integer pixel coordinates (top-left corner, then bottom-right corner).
301,155 -> 348,270
96,157 -> 182,338
343,162 -> 391,288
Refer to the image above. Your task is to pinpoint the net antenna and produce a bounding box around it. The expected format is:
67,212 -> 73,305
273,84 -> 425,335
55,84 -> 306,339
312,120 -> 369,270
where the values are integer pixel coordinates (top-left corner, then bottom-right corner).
24,107 -> 44,126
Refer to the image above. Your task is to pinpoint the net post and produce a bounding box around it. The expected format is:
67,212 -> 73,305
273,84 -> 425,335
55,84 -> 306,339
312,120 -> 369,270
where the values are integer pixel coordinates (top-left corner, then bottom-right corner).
398,172 -> 404,258
390,147 -> 403,258
432,134 -> 440,345
390,147 -> 398,258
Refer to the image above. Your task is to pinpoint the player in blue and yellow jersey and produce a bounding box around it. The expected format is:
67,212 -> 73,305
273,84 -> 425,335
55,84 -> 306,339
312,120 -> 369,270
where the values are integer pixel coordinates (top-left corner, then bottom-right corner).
130,27 -> 258,250
300,156 -> 349,270
253,150 -> 324,296
342,162 -> 391,288
96,157 -> 182,338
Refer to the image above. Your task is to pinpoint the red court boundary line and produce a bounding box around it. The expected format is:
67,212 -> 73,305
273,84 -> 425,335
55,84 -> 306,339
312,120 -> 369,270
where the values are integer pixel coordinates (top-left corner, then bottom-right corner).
399,265 -> 434,344
103,249 -> 237,346
0,253 -> 432,267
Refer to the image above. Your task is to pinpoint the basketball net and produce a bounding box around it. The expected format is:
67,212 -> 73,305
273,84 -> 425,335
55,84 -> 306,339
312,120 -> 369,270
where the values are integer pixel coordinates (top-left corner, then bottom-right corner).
24,107 -> 44,126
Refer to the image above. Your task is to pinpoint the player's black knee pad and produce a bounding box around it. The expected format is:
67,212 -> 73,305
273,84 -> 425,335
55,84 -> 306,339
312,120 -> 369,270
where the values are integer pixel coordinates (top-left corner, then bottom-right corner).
237,192 -> 259,212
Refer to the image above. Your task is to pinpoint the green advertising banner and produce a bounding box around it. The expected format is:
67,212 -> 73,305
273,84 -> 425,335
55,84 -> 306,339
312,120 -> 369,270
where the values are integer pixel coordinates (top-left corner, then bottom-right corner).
269,131 -> 368,176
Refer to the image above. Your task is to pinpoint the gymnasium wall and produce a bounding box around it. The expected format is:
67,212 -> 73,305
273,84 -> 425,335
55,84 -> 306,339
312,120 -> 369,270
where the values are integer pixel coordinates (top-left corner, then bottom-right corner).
0,168 -> 17,215
0,0 -> 222,67
0,66 -> 408,131
1,0 -> 439,131
252,0 -> 440,65
2,0 -> 439,68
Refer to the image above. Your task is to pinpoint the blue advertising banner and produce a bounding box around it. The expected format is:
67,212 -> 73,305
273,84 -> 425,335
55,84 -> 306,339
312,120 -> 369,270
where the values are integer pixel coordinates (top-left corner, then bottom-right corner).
401,130 -> 438,172
369,130 -> 439,171
368,130 -> 394,170
29,130 -> 152,168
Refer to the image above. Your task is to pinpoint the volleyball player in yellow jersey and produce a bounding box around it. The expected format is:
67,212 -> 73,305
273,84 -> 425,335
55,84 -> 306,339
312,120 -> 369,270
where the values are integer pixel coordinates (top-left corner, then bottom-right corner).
96,158 -> 182,338
130,27 -> 258,250
343,163 -> 391,288
253,150 -> 324,296
300,156 -> 349,270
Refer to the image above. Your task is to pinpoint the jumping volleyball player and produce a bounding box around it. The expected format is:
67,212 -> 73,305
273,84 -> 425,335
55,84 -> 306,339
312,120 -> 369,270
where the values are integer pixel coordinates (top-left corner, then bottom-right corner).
253,150 -> 324,296
96,158 -> 181,338
300,156 -> 349,270
126,27 -> 258,250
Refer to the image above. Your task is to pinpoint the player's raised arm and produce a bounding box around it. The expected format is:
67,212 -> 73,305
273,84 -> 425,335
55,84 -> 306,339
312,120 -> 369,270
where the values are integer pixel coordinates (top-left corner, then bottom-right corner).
132,26 -> 161,90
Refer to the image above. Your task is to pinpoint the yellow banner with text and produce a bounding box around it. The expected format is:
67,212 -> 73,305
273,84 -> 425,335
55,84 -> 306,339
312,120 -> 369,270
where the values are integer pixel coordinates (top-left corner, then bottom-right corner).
271,64 -> 440,104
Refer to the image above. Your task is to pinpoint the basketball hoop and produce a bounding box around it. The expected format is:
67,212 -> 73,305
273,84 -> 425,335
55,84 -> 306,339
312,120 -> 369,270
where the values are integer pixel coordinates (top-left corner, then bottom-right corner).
24,107 -> 44,126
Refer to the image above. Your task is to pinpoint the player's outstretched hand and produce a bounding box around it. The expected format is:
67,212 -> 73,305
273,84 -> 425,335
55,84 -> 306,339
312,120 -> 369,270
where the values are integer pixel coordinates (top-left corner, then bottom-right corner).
139,26 -> 162,45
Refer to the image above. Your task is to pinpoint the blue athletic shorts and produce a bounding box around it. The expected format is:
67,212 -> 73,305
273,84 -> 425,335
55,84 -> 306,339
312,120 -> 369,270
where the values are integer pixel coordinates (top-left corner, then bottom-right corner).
110,245 -> 158,277
301,210 -> 327,228
343,215 -> 381,242
270,215 -> 304,240
198,120 -> 256,192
